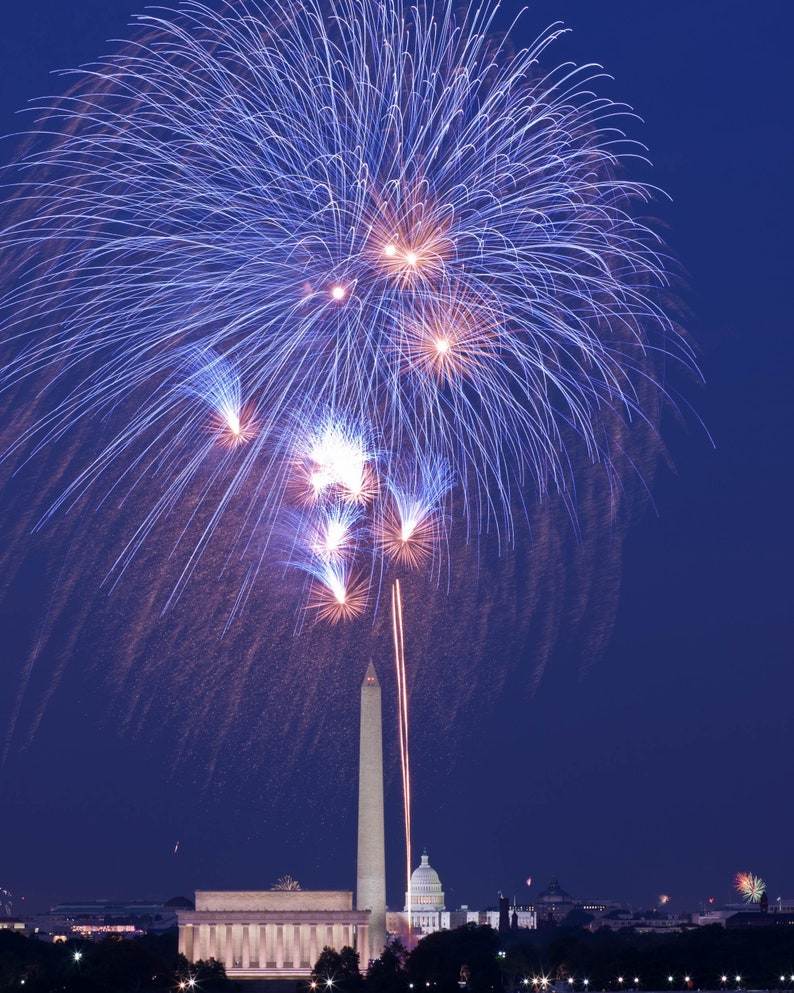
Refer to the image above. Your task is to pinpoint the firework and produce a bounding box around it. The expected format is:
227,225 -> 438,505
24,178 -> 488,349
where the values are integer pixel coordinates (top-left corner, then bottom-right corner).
378,456 -> 453,569
179,347 -> 256,448
734,872 -> 766,903
271,875 -> 302,892
392,580 -> 413,947
0,0 -> 694,627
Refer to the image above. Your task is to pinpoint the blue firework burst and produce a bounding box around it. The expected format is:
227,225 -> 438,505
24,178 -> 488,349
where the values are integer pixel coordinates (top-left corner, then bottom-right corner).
0,0 -> 695,620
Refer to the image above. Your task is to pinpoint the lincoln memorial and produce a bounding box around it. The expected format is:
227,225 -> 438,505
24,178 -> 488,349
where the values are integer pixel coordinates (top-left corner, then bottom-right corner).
177,890 -> 371,981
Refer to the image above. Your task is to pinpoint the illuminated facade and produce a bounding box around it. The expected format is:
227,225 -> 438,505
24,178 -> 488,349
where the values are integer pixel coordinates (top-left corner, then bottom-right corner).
405,850 -> 445,912
402,850 -> 445,933
177,664 -> 382,979
177,890 -> 370,981
39,898 -> 183,941
534,877 -> 576,926
357,662 -> 387,956
385,853 -> 536,938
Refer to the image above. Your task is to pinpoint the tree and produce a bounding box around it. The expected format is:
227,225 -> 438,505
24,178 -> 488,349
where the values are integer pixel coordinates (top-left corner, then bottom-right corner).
175,954 -> 233,991
407,924 -> 502,993
312,944 -> 362,993
366,939 -> 409,993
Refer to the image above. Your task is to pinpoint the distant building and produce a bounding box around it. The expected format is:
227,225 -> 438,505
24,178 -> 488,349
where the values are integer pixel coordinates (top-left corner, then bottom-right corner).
694,910 -> 735,927
534,877 -> 576,927
32,898 -> 186,940
696,897 -> 794,928
725,910 -> 794,929
596,909 -> 695,934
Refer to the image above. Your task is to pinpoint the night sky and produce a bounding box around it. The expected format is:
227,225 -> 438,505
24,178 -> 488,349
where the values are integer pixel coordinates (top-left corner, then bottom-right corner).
1,0 -> 792,921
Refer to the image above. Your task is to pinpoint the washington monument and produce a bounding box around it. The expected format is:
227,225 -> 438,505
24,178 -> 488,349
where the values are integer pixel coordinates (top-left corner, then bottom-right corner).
357,661 -> 386,957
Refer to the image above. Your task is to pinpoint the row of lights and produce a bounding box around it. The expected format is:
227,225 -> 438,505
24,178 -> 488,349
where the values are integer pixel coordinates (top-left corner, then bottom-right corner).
512,975 -> 794,990
519,975 -> 636,989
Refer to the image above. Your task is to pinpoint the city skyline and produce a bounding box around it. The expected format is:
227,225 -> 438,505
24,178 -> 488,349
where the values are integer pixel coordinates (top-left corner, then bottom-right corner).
0,0 -> 791,920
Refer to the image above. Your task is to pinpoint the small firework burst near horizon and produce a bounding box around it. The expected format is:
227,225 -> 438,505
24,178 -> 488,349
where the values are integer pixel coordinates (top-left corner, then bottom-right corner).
734,872 -> 766,903
0,0 -> 696,630
271,875 -> 302,892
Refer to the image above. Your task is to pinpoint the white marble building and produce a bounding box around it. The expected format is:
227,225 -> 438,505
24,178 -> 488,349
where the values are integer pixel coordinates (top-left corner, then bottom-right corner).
177,890 -> 370,981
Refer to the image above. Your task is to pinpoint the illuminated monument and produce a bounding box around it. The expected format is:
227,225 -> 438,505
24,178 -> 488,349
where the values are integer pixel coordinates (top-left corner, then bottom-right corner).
177,662 -> 386,978
356,661 -> 387,956
177,890 -> 369,979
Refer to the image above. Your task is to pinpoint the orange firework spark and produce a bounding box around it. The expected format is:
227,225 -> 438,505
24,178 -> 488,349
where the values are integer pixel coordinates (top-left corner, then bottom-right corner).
212,404 -> 257,448
306,571 -> 367,624
398,295 -> 497,385
366,187 -> 454,287
377,506 -> 438,569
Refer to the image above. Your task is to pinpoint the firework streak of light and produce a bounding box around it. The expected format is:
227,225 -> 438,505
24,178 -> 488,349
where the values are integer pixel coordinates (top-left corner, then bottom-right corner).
392,579 -> 413,949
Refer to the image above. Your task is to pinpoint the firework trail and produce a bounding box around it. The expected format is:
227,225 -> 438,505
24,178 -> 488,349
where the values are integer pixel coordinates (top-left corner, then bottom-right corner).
0,0 -> 695,777
392,580 -> 413,947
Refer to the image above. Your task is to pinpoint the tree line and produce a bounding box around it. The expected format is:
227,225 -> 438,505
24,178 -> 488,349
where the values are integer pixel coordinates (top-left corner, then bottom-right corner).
2,921 -> 794,993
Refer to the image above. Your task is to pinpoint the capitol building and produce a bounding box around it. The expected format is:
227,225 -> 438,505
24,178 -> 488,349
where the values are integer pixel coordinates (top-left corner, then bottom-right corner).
386,850 -> 536,938
403,850 -> 446,932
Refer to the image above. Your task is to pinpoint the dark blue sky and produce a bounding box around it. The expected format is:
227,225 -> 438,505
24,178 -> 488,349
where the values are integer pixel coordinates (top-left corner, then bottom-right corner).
0,0 -> 792,920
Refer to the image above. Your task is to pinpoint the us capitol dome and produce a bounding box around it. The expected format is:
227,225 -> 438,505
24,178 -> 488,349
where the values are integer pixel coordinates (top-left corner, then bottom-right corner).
386,849 -> 537,939
404,849 -> 445,912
